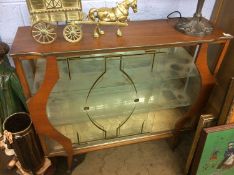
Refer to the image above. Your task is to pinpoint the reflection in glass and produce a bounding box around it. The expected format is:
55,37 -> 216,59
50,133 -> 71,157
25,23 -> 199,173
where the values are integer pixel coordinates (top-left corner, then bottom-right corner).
26,47 -> 201,149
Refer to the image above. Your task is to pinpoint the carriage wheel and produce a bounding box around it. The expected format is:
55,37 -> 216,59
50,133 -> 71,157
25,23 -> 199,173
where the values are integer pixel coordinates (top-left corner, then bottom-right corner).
63,24 -> 82,43
31,21 -> 57,44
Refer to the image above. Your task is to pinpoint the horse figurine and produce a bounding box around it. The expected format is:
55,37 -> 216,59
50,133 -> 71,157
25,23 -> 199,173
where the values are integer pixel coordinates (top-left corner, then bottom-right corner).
88,0 -> 137,37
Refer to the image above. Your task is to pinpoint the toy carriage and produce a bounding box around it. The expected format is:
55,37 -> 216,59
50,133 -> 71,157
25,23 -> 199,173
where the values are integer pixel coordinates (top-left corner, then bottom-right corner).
26,0 -> 84,44
26,0 -> 137,44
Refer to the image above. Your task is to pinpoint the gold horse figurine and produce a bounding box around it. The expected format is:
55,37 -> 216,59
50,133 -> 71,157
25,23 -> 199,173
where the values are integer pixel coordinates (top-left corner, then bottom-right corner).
88,0 -> 137,37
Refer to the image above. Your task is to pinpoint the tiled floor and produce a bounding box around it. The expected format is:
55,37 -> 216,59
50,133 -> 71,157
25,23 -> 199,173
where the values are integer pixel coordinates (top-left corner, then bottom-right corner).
0,135 -> 192,175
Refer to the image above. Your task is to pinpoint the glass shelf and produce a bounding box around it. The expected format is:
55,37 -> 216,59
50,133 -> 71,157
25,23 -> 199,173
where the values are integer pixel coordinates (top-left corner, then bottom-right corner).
28,47 -> 200,146
45,108 -> 189,152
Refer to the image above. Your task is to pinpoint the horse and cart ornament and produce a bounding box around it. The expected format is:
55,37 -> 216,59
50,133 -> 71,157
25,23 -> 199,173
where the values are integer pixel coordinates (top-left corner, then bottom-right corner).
26,0 -> 138,44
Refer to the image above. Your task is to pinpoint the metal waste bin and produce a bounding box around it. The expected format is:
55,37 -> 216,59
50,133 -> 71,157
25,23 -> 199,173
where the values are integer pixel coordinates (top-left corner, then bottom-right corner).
3,112 -> 44,173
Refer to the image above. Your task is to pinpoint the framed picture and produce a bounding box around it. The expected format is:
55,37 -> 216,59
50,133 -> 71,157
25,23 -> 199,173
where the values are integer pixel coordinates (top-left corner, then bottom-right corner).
191,124 -> 234,175
226,98 -> 234,124
185,114 -> 216,174
218,78 -> 234,125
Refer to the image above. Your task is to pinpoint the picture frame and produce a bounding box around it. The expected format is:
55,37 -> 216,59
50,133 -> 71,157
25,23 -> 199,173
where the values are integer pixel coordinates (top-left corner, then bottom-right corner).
191,124 -> 234,175
226,99 -> 234,124
218,78 -> 234,125
185,114 -> 216,174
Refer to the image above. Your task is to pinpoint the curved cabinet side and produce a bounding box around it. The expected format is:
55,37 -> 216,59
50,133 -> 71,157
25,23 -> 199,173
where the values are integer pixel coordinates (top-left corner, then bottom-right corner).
27,56 -> 73,169
175,43 -> 215,131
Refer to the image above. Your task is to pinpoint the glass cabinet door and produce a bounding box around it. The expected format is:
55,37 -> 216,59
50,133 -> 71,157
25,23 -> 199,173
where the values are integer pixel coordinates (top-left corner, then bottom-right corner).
23,46 -> 200,147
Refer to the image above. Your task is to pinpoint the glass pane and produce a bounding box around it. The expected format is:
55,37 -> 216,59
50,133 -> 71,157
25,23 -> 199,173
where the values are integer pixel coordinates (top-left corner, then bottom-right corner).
43,47 -> 200,149
21,58 -> 46,95
154,47 -> 198,80
207,43 -> 225,74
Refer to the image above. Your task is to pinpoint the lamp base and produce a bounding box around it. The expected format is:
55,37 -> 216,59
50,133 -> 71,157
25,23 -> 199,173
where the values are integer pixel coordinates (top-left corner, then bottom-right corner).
175,17 -> 213,36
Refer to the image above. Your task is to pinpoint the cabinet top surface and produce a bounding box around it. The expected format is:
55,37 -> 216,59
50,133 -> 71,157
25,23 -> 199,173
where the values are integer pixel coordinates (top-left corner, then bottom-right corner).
10,20 -> 232,57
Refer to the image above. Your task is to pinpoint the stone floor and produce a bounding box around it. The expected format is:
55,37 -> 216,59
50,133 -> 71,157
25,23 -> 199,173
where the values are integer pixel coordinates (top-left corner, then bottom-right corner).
0,135 -> 192,175
72,140 -> 190,175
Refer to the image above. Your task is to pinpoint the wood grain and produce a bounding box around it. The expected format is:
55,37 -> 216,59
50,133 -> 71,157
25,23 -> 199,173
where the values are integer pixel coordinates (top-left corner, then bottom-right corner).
10,20 -> 233,165
205,0 -> 234,123
27,57 -> 73,169
10,20 -> 232,57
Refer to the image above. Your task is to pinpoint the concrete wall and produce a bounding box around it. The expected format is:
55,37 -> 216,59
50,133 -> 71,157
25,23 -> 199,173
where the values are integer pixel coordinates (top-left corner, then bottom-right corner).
0,0 -> 215,45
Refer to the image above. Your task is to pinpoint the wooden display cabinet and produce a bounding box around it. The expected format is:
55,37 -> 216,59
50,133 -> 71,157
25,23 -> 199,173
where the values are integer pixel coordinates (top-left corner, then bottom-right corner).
10,20 -> 233,168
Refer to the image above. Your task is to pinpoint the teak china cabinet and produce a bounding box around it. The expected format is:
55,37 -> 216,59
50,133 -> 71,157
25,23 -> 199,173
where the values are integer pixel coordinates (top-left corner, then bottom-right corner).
10,20 -> 233,167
